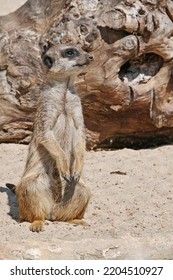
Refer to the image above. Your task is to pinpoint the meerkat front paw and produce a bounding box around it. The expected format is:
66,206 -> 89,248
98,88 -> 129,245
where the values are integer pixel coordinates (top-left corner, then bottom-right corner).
56,158 -> 71,183
61,174 -> 73,185
70,158 -> 83,186
62,174 -> 79,186
70,173 -> 80,186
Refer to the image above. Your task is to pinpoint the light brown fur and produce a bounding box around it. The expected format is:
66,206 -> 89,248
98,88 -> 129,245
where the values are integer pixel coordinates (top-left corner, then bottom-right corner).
16,44 -> 93,232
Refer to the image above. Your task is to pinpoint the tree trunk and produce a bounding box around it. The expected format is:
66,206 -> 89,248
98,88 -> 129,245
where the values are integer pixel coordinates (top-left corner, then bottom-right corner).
0,0 -> 173,149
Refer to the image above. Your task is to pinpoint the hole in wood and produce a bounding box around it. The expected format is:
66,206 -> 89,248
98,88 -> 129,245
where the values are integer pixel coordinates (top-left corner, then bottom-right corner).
119,53 -> 163,85
97,134 -> 173,150
98,26 -> 130,44
138,8 -> 146,15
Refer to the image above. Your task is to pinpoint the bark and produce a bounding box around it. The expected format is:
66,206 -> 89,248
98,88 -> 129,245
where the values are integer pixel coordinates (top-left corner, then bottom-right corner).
0,0 -> 173,149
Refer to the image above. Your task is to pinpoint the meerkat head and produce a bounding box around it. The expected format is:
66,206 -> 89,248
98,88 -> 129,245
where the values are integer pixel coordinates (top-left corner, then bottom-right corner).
42,44 -> 94,78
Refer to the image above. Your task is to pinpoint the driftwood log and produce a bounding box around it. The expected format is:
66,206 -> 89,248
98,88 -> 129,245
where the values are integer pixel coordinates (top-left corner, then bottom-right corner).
0,0 -> 173,149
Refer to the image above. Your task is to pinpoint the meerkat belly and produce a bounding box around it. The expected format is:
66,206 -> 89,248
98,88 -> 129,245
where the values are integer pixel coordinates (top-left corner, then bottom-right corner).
54,93 -> 83,143
53,113 -> 77,150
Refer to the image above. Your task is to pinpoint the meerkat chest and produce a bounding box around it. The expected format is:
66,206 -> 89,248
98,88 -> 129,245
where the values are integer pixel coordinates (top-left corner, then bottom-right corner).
63,90 -> 82,114
53,89 -> 84,131
52,90 -> 84,150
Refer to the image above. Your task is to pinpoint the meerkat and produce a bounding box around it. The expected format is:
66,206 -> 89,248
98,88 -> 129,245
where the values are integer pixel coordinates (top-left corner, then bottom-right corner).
16,44 -> 93,232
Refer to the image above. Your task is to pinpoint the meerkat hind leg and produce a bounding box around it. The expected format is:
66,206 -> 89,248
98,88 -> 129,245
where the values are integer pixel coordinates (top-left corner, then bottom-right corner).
17,178 -> 48,233
68,204 -> 90,226
51,180 -> 91,225
29,220 -> 45,232
67,219 -> 90,227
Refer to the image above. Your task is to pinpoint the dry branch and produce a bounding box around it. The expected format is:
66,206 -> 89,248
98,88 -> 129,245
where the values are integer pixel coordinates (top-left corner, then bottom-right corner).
1,0 -> 173,149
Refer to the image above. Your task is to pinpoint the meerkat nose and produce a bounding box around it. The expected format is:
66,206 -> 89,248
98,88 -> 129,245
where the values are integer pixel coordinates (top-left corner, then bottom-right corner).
87,53 -> 94,61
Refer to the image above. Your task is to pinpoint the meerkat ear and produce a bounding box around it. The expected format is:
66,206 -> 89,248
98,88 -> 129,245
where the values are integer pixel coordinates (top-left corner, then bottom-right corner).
39,39 -> 54,56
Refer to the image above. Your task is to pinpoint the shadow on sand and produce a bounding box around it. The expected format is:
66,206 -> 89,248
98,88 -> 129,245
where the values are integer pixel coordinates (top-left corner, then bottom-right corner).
0,184 -> 19,221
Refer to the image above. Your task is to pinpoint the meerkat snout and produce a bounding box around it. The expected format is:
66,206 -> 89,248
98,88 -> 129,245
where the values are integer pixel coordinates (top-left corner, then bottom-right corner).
86,53 -> 94,61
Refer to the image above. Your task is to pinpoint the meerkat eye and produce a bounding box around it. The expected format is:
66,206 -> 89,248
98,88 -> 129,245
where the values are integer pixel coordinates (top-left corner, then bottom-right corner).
43,55 -> 53,69
63,49 -> 79,58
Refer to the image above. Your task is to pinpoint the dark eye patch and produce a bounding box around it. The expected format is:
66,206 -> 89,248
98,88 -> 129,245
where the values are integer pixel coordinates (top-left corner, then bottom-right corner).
43,55 -> 53,69
62,48 -> 79,58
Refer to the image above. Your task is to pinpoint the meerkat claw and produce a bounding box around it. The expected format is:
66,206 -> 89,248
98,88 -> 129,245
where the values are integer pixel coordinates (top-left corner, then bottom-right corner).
70,175 -> 80,187
62,174 -> 80,186
62,175 -> 71,184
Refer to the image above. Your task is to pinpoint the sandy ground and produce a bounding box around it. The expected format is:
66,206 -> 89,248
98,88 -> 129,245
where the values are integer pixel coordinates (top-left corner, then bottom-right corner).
0,0 -> 173,260
0,143 -> 173,259
0,0 -> 26,16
